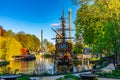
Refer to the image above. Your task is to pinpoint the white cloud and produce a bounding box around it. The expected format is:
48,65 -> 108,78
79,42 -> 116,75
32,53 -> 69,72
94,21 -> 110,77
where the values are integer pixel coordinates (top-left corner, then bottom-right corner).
51,23 -> 61,27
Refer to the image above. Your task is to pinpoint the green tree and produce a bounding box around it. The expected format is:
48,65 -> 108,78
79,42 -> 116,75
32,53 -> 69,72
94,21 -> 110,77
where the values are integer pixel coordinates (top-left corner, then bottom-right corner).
75,0 -> 120,68
103,21 -> 120,67
73,41 -> 83,55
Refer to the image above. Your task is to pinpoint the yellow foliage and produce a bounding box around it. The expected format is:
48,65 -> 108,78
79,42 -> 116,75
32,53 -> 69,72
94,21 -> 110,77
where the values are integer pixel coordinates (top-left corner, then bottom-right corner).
0,36 -> 6,59
48,46 -> 55,54
6,37 -> 22,60
91,58 -> 100,61
0,36 -> 22,60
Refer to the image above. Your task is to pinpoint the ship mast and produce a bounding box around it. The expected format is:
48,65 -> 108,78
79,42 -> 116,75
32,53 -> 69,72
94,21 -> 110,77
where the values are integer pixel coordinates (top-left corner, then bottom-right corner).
61,9 -> 66,43
52,9 -> 74,73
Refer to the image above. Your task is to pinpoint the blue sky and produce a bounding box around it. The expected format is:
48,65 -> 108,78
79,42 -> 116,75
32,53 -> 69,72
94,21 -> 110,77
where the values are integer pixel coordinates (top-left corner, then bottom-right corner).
0,0 -> 78,44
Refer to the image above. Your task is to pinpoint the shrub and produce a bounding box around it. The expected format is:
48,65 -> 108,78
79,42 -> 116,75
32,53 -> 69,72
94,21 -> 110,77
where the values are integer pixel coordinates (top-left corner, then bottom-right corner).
17,73 -> 30,80
17,77 -> 30,80
56,77 -> 65,80
0,61 -> 9,66
73,60 -> 82,66
1,67 -> 19,75
64,74 -> 79,80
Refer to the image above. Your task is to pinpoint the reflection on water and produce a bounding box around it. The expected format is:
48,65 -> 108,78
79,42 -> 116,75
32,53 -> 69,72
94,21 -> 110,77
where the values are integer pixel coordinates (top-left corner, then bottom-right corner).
0,54 -> 92,74
0,54 -> 54,74
35,55 -> 54,74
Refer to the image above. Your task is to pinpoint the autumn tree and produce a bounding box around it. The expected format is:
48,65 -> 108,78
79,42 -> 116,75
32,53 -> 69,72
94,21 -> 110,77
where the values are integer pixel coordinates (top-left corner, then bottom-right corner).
4,30 -> 15,37
43,39 -> 55,54
6,37 -> 22,60
16,32 -> 40,52
0,36 -> 6,60
0,36 -> 22,60
0,26 -> 6,36
0,28 -> 40,60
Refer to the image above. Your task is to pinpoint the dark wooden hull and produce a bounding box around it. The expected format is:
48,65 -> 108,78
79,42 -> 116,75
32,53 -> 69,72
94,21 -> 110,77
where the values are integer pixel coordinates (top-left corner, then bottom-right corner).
21,55 -> 36,61
13,54 -> 36,61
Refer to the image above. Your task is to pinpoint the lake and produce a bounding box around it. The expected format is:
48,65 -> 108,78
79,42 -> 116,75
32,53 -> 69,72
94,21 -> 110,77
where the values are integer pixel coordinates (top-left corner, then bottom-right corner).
0,54 -> 92,74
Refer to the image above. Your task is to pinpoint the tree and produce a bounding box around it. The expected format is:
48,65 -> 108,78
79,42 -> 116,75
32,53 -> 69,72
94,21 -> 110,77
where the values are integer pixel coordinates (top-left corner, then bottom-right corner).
73,41 -> 83,54
31,35 -> 40,51
0,36 -> 22,60
16,32 -> 40,52
4,30 -> 15,37
6,37 -> 22,60
0,36 -> 6,60
43,39 -> 55,53
0,27 -> 41,60
75,0 -> 120,68
103,21 -> 120,67
0,26 -> 6,36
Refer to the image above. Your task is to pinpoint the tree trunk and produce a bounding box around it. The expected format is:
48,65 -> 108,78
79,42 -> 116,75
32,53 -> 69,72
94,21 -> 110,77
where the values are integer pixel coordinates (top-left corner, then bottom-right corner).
114,53 -> 118,70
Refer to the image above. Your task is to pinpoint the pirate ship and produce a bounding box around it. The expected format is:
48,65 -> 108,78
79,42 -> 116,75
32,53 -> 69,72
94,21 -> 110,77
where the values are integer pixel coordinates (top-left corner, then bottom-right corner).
52,9 -> 74,73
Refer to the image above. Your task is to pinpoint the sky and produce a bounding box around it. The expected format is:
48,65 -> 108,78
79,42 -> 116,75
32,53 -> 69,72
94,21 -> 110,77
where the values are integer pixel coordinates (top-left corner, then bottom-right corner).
0,0 -> 79,44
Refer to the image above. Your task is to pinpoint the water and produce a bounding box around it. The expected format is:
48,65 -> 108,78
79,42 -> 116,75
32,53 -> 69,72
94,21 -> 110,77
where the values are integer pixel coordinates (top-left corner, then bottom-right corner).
0,54 -> 92,74
0,54 -> 54,74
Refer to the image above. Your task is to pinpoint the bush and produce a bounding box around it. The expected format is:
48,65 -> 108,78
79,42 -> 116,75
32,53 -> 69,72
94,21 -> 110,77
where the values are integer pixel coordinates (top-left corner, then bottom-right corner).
17,73 -> 30,80
1,67 -> 19,75
0,61 -> 9,66
17,77 -> 30,80
73,60 -> 82,66
116,65 -> 120,70
56,77 -> 65,80
97,70 -> 120,79
112,70 -> 120,77
64,74 -> 79,80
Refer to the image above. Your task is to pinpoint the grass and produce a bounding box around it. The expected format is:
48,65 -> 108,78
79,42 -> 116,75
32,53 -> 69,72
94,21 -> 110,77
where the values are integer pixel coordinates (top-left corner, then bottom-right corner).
96,70 -> 120,79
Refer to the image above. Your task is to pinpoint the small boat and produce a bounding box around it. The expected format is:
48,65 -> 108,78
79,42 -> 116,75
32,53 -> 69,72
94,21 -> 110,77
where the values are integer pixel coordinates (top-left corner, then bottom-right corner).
12,54 -> 36,61
21,54 -> 36,61
12,56 -> 24,60
13,48 -> 36,61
